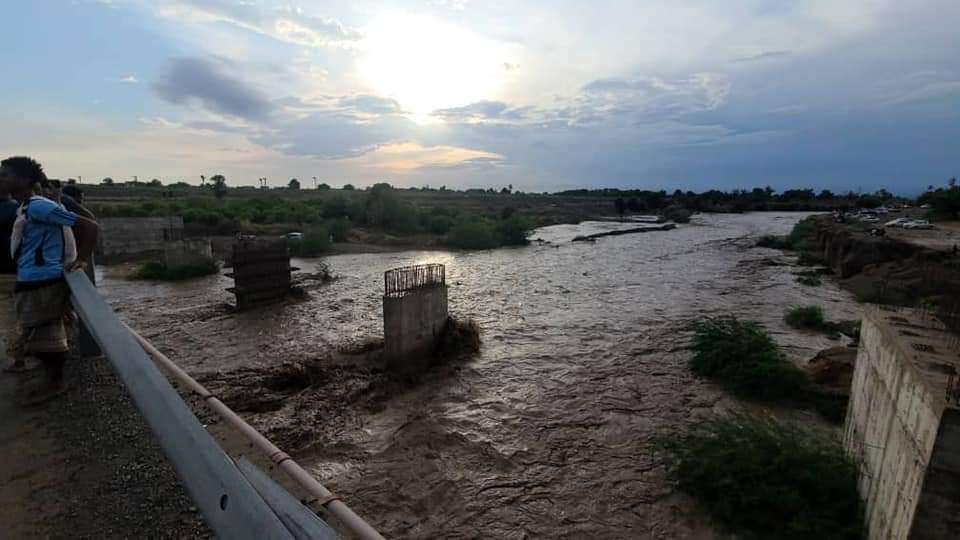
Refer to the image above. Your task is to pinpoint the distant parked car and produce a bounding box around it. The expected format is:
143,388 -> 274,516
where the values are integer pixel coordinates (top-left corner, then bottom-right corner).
903,220 -> 933,230
861,215 -> 880,223
286,232 -> 304,241
920,204 -> 932,209
884,218 -> 912,227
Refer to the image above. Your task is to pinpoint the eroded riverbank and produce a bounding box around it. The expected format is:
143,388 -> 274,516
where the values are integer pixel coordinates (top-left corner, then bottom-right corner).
92,212 -> 861,538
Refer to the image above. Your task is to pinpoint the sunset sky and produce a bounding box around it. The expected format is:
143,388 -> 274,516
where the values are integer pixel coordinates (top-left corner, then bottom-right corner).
2,1 -> 957,193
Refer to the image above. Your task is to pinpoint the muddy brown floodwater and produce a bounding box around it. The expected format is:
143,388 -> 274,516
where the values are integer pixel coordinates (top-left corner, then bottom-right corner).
97,212 -> 862,539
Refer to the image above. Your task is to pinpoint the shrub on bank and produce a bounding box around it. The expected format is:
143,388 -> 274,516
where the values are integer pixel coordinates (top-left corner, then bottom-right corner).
785,306 -> 861,342
446,218 -> 500,249
691,316 -> 852,422
496,215 -> 533,246
662,204 -> 692,223
788,216 -> 818,251
785,305 -> 827,330
288,227 -> 331,257
133,259 -> 219,281
756,235 -> 791,249
797,275 -> 823,286
661,414 -> 864,540
690,317 -> 809,401
797,251 -> 827,266
325,218 -> 351,242
436,316 -> 481,359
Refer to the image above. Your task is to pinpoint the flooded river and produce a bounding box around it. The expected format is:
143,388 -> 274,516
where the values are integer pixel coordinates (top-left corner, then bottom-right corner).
98,212 -> 862,539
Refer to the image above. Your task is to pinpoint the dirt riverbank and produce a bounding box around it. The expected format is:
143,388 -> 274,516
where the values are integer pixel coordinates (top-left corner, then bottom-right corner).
807,216 -> 960,314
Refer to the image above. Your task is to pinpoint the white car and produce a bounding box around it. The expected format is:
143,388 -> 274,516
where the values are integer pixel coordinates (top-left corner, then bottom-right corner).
884,218 -> 912,227
861,215 -> 880,223
286,232 -> 304,240
903,220 -> 933,230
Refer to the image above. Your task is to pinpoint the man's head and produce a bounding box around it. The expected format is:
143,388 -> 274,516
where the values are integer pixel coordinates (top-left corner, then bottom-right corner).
62,184 -> 83,204
0,156 -> 46,200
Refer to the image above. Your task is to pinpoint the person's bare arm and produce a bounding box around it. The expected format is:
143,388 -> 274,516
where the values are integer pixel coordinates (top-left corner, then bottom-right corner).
67,215 -> 99,272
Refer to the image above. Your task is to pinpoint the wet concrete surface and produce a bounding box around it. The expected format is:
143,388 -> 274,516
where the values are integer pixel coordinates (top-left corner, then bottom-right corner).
96,212 -> 862,539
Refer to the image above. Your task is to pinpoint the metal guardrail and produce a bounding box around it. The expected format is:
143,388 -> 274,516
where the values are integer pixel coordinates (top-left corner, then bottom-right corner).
65,271 -> 367,539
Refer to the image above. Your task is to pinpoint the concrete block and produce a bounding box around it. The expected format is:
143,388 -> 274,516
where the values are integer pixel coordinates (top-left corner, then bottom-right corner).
163,239 -> 213,268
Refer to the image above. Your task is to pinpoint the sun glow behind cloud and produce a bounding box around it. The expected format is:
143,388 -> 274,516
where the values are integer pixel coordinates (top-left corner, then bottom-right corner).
358,15 -> 513,121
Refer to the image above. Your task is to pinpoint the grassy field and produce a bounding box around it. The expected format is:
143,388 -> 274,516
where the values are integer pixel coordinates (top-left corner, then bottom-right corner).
83,184 -> 619,252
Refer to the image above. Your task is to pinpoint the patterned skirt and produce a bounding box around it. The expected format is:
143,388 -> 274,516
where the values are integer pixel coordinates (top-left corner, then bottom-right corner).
14,280 -> 70,354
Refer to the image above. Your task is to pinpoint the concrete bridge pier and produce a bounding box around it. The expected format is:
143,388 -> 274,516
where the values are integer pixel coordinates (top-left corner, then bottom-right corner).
382,264 -> 448,374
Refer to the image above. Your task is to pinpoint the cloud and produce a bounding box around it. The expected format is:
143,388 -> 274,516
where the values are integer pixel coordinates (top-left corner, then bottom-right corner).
159,0 -> 360,47
733,50 -> 792,63
575,73 -> 731,126
118,74 -> 138,83
254,112 -> 416,159
153,57 -> 272,121
433,101 -> 532,120
337,95 -> 404,115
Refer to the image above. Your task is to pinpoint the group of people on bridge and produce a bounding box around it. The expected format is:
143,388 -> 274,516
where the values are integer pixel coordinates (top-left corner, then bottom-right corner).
0,156 -> 99,404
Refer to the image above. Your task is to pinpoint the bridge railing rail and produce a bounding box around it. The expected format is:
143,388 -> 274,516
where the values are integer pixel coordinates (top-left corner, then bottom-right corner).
66,271 -> 383,539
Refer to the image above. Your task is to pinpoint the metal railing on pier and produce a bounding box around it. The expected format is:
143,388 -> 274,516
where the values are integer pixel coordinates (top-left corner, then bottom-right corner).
384,263 -> 445,298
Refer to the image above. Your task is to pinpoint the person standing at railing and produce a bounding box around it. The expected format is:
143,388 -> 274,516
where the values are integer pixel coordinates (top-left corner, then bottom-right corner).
0,157 -> 99,404
0,175 -> 20,372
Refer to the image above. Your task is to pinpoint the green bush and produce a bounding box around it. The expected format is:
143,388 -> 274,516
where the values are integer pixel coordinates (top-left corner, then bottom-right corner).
133,259 -> 219,281
325,218 -> 351,242
784,306 -> 860,342
427,214 -> 456,235
784,305 -> 827,330
690,317 -> 809,401
797,275 -> 823,286
661,414 -> 863,540
496,215 -> 533,246
788,217 -> 818,251
446,218 -> 500,250
288,227 -> 331,257
436,316 -> 481,359
756,235 -> 791,249
797,251 -> 827,266
662,204 -> 692,223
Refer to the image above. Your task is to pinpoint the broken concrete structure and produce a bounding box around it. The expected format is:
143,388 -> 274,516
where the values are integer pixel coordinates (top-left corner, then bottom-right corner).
383,264 -> 448,373
163,239 -> 213,268
228,238 -> 291,311
97,217 -> 184,262
844,307 -> 960,540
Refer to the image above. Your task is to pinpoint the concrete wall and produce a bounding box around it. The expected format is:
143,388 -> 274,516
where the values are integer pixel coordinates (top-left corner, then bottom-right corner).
163,239 -> 213,268
97,217 -> 184,261
383,285 -> 448,374
910,409 -> 960,539
844,309 -> 958,540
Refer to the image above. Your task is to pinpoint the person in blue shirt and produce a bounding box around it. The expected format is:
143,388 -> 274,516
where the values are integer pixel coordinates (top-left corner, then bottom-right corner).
0,157 -> 98,403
